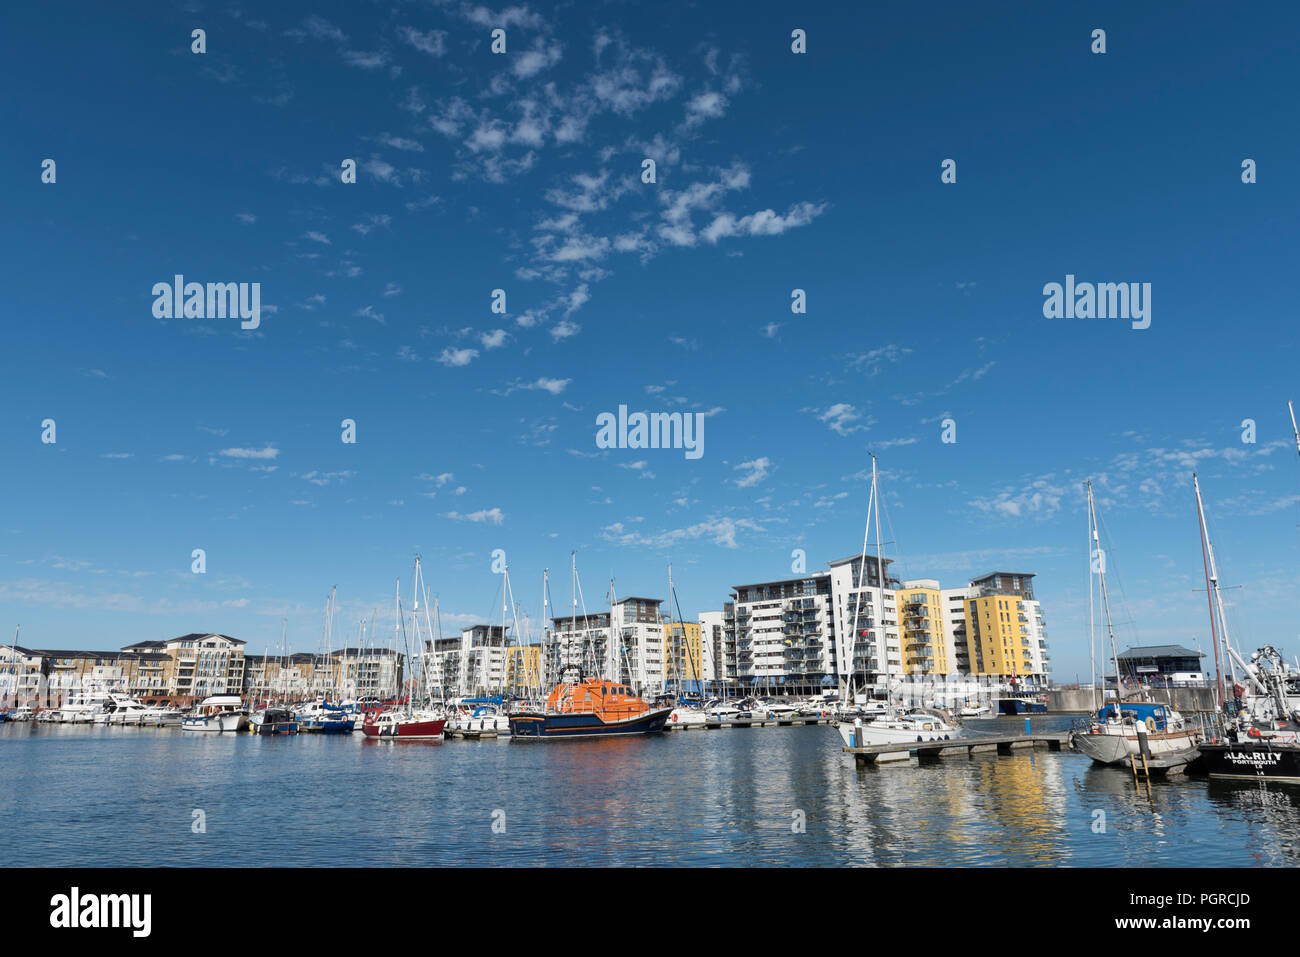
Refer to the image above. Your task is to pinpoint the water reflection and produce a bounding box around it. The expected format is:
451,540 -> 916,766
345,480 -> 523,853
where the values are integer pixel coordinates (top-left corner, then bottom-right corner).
2,722 -> 1297,866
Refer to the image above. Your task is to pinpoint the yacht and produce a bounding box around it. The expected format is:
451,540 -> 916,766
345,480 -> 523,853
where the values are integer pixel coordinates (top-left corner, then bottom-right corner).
7,707 -> 34,722
667,705 -> 708,728
97,694 -> 151,725
181,695 -> 249,733
137,704 -> 183,727
838,710 -> 959,748
361,707 -> 446,740
1073,701 -> 1201,766
55,691 -> 115,723
761,699 -> 798,719
448,702 -> 510,738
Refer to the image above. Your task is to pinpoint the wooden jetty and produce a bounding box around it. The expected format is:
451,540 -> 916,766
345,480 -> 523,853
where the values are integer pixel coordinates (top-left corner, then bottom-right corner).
667,715 -> 833,731
843,731 -> 1071,764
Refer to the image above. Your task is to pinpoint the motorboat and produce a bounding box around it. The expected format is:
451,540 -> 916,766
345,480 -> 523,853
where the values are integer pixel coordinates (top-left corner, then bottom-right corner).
54,691 -> 114,723
449,702 -> 510,738
295,699 -> 355,734
667,705 -> 708,728
760,699 -> 798,719
959,703 -> 991,717
97,694 -> 151,725
7,707 -> 34,722
250,706 -> 300,735
837,709 -> 960,748
181,695 -> 249,733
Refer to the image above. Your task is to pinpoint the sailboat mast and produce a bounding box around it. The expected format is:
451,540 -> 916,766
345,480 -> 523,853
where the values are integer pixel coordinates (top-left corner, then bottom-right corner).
1195,477 -> 1240,706
1090,491 -> 1122,719
1086,483 -> 1097,715
846,463 -> 876,706
1193,474 -> 1226,709
871,455 -> 893,715
1289,401 -> 1300,459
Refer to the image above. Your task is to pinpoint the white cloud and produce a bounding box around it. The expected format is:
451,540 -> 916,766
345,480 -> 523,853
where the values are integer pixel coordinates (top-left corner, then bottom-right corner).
445,507 -> 505,525
220,446 -> 279,460
734,457 -> 771,488
438,347 -> 479,367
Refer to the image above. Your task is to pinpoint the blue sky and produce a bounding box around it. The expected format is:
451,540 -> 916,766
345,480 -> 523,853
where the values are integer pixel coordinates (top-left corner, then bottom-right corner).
4,1 -> 1300,681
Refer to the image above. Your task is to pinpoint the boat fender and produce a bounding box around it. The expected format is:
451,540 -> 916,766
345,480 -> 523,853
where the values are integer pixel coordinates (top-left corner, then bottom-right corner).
916,735 -> 922,742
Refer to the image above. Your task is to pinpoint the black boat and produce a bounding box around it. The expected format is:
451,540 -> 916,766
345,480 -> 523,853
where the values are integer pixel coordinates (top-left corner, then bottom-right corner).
1199,733 -> 1300,783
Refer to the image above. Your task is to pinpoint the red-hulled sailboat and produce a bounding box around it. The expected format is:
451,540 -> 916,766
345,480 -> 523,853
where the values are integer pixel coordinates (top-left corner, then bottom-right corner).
361,559 -> 447,741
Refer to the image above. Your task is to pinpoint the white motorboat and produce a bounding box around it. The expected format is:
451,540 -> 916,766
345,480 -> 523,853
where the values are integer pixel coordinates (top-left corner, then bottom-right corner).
55,691 -> 114,723
7,707 -> 34,721
959,703 -> 991,717
837,710 -> 960,748
182,695 -> 249,733
667,706 -> 708,728
448,703 -> 510,737
705,698 -> 742,720
137,705 -> 183,727
97,694 -> 151,725
760,699 -> 798,719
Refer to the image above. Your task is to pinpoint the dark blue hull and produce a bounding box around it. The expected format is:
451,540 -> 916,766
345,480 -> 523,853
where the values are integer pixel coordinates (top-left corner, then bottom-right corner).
997,699 -> 1048,715
509,707 -> 672,739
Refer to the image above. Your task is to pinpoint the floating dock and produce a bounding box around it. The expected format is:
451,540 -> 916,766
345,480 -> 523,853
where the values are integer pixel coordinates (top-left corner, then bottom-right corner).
667,715 -> 834,731
843,731 -> 1071,764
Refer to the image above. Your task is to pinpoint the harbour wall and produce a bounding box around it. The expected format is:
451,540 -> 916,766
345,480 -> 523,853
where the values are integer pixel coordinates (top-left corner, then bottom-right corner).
1046,686 -> 1218,713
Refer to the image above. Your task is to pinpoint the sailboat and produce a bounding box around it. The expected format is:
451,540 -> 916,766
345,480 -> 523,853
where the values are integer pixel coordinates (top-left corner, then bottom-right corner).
251,621 -> 300,734
836,455 -> 959,749
1196,404 -> 1300,780
509,553 -> 671,739
666,564 -> 708,729
1072,481 -> 1201,768
448,567 -> 515,738
362,560 -> 446,740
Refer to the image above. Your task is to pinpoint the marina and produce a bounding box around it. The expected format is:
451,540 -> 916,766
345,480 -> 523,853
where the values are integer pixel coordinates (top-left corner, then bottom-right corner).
4,716 -> 1298,868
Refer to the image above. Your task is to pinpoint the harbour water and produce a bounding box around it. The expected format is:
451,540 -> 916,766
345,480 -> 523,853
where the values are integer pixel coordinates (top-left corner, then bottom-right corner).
3,716 -> 1296,867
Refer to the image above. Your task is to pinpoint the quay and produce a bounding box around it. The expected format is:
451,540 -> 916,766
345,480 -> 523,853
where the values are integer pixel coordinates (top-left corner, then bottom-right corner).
843,730 -> 1071,764
667,715 -> 834,731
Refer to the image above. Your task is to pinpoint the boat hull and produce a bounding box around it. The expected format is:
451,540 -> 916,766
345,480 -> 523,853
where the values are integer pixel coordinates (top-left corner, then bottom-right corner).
361,717 -> 446,739
509,707 -> 672,739
1075,727 -> 1200,766
837,720 -> 958,748
1199,742 -> 1300,782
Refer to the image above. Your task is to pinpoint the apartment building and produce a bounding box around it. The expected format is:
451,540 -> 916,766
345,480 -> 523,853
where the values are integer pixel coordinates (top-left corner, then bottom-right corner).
663,619 -> 704,691
898,579 -> 954,675
827,555 -> 902,692
545,596 -> 667,696
729,574 -> 836,695
698,610 -> 724,684
424,625 -> 510,698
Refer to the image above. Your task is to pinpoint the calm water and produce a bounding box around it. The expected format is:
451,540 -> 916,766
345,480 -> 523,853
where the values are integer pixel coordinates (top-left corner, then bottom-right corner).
2,716 -> 1296,866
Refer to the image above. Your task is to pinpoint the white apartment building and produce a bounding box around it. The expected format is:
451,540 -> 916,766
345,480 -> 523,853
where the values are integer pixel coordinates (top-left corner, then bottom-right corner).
698,610 -> 724,683
545,597 -> 666,696
425,625 -> 509,698
827,555 -> 902,693
729,575 -> 836,695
